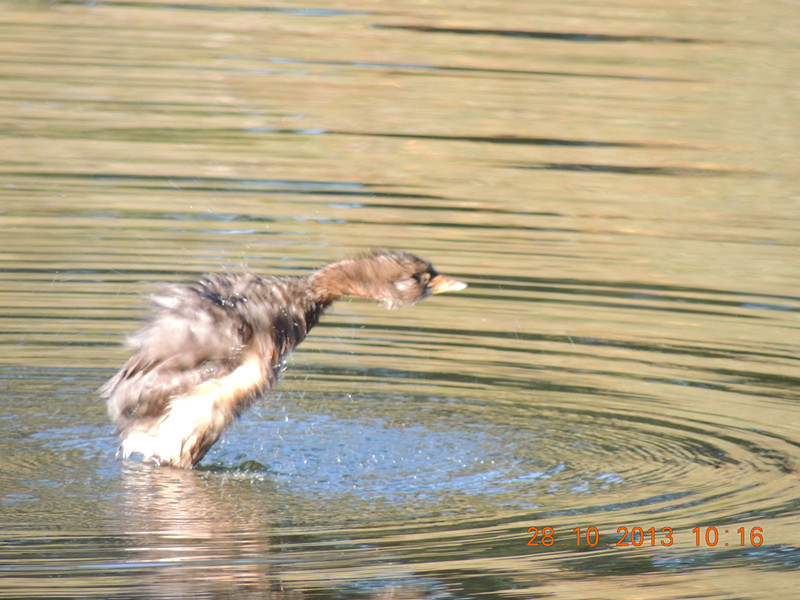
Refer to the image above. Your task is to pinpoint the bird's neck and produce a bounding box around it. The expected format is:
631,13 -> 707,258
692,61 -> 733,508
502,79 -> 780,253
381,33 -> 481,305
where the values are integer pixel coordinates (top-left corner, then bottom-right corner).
306,257 -> 380,305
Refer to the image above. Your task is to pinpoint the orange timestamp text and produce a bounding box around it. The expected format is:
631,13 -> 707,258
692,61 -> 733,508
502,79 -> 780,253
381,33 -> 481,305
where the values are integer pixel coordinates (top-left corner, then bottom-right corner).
527,526 -> 764,548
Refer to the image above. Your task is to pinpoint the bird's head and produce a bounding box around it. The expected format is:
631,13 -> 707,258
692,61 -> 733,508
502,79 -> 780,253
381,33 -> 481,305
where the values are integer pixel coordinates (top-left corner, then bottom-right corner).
312,250 -> 467,309
374,251 -> 467,309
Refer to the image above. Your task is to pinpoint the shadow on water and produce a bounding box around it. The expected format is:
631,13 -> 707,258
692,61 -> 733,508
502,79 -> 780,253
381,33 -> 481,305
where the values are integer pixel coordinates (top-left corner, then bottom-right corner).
510,162 -> 758,177
375,24 -> 715,45
256,54 -> 699,82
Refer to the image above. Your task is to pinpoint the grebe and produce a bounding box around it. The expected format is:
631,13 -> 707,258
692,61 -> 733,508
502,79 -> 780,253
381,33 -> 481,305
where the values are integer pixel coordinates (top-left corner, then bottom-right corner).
101,250 -> 466,468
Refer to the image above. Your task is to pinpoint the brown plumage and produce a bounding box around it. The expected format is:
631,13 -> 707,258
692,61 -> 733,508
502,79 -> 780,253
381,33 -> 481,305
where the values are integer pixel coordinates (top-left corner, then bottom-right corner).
100,250 -> 466,469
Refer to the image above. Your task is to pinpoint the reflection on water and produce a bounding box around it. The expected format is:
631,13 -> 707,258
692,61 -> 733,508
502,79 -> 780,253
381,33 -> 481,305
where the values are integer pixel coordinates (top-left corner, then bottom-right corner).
115,464 -> 280,599
1,0 -> 799,598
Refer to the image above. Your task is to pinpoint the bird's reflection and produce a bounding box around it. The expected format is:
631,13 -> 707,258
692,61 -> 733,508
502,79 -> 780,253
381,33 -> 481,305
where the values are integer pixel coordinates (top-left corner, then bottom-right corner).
116,462 -> 281,598
115,461 -> 445,598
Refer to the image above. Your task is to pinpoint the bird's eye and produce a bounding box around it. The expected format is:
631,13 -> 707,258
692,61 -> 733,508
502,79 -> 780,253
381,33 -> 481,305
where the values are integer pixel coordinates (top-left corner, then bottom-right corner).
414,272 -> 431,284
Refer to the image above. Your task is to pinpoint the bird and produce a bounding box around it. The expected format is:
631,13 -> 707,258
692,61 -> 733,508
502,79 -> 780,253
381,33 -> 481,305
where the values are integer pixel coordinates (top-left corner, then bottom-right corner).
100,250 -> 466,469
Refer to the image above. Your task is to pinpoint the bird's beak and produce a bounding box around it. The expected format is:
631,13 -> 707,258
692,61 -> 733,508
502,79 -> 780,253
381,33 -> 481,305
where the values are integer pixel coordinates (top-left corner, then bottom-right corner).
430,274 -> 467,294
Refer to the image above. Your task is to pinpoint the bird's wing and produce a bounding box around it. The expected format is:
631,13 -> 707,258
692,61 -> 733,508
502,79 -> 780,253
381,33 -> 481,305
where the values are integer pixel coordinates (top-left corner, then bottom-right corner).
100,281 -> 254,432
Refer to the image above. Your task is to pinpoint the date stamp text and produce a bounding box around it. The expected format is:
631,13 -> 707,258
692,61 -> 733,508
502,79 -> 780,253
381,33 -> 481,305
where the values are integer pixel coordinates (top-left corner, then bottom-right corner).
526,526 -> 764,548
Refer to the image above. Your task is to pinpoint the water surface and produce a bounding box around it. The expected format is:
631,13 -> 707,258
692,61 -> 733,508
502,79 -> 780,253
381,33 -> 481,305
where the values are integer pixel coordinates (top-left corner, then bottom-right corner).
1,1 -> 799,598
